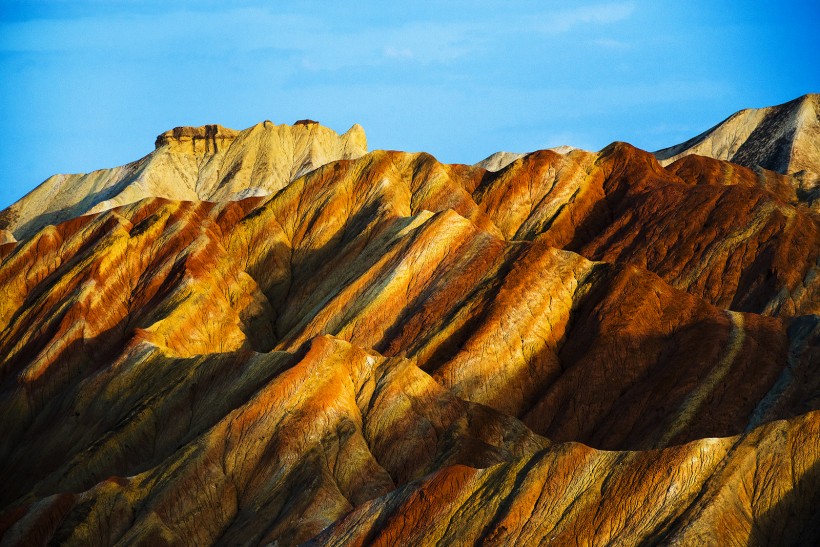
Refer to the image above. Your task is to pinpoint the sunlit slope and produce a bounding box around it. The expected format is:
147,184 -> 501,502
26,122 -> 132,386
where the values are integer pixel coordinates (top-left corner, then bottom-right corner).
655,94 -> 820,177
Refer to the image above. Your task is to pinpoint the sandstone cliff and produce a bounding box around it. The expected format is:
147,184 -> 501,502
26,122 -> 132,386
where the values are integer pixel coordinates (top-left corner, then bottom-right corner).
0,121 -> 367,240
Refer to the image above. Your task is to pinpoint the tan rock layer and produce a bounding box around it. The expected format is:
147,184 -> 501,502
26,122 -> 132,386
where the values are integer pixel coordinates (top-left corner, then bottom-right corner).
0,121 -> 367,240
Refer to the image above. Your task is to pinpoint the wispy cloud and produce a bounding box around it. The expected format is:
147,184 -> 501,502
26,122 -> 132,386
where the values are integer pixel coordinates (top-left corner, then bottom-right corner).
0,8 -> 309,54
0,8 -> 477,70
383,47 -> 414,60
535,2 -> 636,33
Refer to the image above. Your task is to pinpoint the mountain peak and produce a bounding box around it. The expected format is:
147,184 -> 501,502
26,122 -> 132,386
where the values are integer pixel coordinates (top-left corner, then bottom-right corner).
1,120 -> 369,239
342,122 -> 367,152
655,92 -> 820,177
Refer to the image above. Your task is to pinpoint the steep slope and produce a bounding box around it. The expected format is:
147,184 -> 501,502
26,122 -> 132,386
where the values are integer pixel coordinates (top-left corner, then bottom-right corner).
1,337 -> 550,546
0,111 -> 818,545
311,411 -> 820,546
470,145 -> 819,316
0,120 -> 366,240
4,333 -> 817,546
655,94 -> 820,199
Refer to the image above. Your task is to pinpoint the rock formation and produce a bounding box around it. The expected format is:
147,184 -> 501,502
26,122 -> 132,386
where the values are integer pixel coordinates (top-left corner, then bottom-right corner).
655,94 -> 820,209
0,99 -> 818,545
0,121 -> 367,240
475,151 -> 525,171
655,94 -> 820,175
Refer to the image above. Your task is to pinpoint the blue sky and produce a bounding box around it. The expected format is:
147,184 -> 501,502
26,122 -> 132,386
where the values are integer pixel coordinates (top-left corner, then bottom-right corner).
1,0 -> 818,208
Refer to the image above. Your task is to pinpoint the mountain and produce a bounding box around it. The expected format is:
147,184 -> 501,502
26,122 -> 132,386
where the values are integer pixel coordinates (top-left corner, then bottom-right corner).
655,94 -> 820,205
1,102 -> 819,545
0,120 -> 367,240
475,151 -> 525,171
475,146 -> 578,171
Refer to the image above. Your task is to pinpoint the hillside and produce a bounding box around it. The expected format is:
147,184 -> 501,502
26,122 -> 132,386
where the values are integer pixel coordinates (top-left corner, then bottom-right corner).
0,104 -> 818,545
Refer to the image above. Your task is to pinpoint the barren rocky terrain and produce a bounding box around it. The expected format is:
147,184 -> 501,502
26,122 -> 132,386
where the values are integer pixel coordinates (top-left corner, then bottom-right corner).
1,100 -> 818,545
656,94 -> 820,210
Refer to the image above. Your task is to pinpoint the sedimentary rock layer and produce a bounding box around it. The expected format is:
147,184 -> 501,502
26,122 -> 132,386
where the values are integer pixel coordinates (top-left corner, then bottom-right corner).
0,108 -> 818,545
311,410 -> 820,546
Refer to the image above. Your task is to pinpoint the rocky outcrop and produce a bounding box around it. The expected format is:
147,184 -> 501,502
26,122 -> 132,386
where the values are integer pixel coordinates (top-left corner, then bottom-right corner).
154,124 -> 239,154
476,146 -> 578,172
0,102 -> 818,545
0,121 -> 367,240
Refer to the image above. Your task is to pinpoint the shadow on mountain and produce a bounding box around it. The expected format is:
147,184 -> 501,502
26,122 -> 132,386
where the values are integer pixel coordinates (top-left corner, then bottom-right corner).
747,458 -> 820,546
0,321 -> 298,510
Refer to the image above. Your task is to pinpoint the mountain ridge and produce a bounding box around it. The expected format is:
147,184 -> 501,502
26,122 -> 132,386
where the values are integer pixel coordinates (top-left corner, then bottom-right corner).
0,96 -> 818,545
0,120 -> 367,240
655,93 -> 820,179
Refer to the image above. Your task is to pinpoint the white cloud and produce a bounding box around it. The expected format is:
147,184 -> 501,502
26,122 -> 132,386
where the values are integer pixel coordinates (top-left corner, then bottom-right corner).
0,8 -> 309,54
0,8 -> 478,70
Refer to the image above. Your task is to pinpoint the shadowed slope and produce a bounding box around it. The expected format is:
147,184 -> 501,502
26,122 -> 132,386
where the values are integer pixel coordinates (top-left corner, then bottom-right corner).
1,337 -> 548,546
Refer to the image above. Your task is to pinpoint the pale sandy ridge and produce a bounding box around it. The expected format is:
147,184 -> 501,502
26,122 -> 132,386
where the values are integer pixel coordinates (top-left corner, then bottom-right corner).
476,146 -> 579,172
655,94 -> 820,177
0,120 -> 367,240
